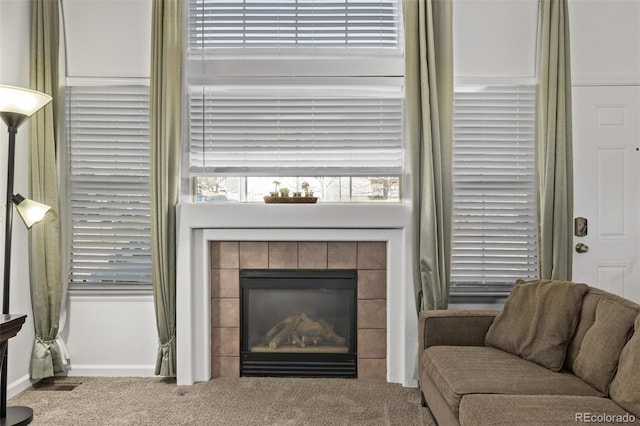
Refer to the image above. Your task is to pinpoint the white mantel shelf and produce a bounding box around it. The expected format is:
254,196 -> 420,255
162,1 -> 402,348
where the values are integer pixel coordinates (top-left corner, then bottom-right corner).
175,202 -> 417,387
177,202 -> 412,229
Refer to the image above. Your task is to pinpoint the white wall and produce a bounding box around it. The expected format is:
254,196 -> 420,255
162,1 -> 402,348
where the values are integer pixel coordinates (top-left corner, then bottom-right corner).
64,290 -> 157,377
62,0 -> 151,78
454,0 -> 538,79
570,0 -> 640,85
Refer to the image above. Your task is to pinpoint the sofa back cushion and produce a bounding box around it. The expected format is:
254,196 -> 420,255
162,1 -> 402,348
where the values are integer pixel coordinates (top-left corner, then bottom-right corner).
485,280 -> 588,371
609,315 -> 640,417
564,288 -> 639,394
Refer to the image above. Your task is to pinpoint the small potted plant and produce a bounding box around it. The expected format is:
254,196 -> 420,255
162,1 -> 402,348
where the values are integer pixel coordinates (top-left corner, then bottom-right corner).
279,187 -> 290,197
301,181 -> 313,197
270,181 -> 280,198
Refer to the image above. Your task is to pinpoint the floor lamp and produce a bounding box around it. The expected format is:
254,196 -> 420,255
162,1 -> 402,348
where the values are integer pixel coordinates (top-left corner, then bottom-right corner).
0,85 -> 53,426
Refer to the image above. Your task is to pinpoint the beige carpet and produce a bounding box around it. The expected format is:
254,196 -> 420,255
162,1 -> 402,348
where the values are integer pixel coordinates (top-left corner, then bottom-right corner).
9,377 -> 436,426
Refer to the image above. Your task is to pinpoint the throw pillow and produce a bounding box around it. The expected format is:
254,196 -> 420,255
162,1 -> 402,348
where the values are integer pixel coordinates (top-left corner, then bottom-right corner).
485,279 -> 589,371
570,294 -> 638,393
609,315 -> 640,417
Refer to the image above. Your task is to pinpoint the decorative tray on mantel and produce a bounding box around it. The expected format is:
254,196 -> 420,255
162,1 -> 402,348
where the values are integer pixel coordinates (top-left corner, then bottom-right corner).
264,196 -> 318,204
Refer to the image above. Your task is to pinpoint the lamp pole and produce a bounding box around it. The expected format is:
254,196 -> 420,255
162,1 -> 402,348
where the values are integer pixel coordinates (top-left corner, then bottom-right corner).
0,122 -> 32,426
3,124 -> 17,315
1,124 -> 18,421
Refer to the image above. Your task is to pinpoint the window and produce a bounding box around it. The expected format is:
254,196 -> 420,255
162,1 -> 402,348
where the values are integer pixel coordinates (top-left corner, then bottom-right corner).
66,83 -> 152,285
450,83 -> 538,294
186,0 -> 404,202
189,84 -> 403,201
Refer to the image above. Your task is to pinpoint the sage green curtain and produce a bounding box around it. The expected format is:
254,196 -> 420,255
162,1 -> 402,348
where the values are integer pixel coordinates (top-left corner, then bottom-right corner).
404,0 -> 454,311
150,0 -> 182,376
28,0 -> 68,379
536,0 -> 573,280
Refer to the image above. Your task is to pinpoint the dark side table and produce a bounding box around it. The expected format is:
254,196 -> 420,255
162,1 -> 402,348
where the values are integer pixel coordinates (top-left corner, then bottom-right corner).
0,315 -> 32,426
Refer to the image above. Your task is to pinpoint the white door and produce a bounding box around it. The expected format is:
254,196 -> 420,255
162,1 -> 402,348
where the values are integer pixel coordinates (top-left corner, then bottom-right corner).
572,85 -> 640,303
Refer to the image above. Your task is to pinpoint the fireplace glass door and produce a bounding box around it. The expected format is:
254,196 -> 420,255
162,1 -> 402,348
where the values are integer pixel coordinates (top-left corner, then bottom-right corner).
240,270 -> 357,377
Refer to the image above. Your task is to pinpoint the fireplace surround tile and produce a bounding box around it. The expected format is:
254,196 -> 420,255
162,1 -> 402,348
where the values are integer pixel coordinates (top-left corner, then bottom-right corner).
212,357 -> 239,378
268,242 -> 299,269
210,242 -> 222,268
358,300 -> 387,329
357,242 -> 387,270
298,242 -> 328,269
327,242 -> 357,269
211,241 -> 240,269
357,270 -> 386,299
358,329 -> 387,359
211,269 -> 240,299
211,299 -> 240,328
210,270 -> 222,299
358,359 -> 387,380
211,327 -> 240,357
211,240 -> 387,381
239,242 -> 269,269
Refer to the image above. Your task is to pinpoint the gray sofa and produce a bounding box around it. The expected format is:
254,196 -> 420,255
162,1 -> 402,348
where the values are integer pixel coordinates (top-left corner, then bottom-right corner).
418,280 -> 640,425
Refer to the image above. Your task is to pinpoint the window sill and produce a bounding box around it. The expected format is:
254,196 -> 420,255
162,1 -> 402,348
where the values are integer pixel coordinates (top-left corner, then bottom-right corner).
68,284 -> 153,297
449,292 -> 509,304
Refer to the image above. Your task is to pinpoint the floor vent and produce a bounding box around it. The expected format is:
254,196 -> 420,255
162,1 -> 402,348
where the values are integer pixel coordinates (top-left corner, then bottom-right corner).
33,378 -> 82,392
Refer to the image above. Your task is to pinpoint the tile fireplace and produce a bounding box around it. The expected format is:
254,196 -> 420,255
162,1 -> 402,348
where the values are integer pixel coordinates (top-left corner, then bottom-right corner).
211,241 -> 387,380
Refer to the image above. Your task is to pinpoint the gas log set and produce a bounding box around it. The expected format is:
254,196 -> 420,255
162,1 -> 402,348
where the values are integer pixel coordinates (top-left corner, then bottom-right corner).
253,312 -> 347,352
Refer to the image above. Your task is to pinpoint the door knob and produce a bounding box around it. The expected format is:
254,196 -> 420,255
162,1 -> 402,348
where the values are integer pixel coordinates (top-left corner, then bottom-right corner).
575,243 -> 589,254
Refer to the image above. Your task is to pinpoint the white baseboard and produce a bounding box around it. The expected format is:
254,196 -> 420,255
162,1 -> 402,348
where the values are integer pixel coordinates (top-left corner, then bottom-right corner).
404,378 -> 418,388
66,364 -> 157,377
8,374 -> 35,400
7,365 -> 159,399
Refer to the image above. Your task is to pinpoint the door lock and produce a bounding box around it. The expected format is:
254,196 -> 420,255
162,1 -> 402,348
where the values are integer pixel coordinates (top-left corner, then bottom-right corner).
575,243 -> 589,254
574,217 -> 588,237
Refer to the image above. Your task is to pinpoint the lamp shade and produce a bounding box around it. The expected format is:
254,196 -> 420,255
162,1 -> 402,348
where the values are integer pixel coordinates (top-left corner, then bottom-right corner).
0,85 -> 52,128
11,194 -> 52,229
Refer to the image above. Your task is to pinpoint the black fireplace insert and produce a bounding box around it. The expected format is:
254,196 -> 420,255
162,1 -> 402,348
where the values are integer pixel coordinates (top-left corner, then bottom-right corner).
240,269 -> 357,378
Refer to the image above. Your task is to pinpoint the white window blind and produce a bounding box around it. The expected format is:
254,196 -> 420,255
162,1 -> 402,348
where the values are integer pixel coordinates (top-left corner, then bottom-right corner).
189,85 -> 404,176
67,85 -> 152,285
189,0 -> 400,51
451,84 -> 538,292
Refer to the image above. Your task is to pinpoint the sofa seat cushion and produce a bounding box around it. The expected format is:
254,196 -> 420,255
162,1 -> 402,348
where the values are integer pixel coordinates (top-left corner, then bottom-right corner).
459,395 -> 639,426
423,346 -> 604,416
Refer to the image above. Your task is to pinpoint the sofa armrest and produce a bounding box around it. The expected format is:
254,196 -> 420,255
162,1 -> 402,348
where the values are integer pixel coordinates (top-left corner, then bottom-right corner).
418,310 -> 500,352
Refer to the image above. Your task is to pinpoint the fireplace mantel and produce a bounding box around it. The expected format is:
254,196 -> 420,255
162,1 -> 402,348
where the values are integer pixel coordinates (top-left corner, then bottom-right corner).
176,203 -> 417,387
